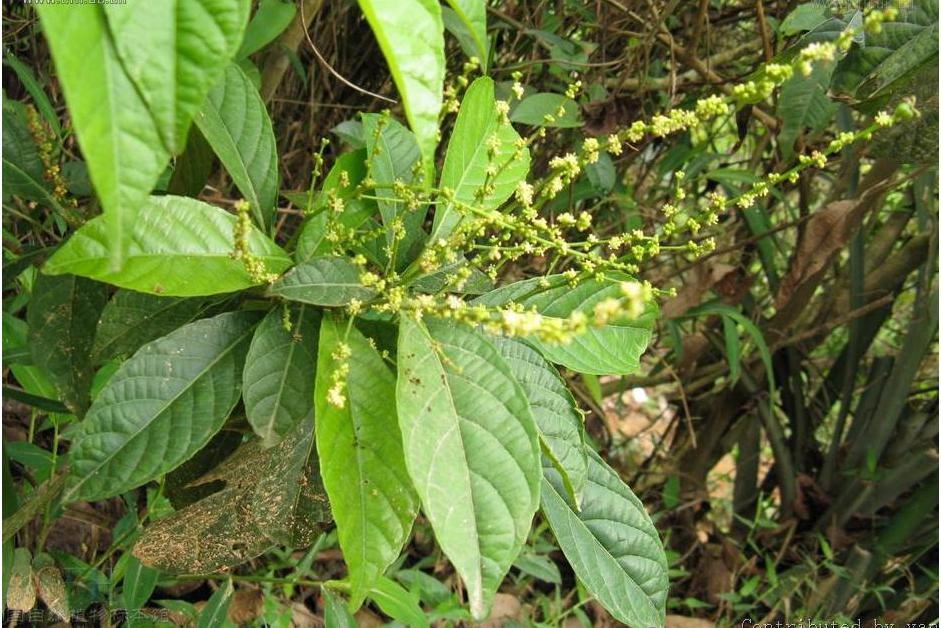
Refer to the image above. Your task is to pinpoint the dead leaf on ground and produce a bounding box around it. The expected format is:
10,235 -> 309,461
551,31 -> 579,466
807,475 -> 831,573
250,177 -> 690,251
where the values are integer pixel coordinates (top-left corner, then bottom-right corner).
228,588 -> 265,625
291,601 -> 319,628
480,593 -> 523,627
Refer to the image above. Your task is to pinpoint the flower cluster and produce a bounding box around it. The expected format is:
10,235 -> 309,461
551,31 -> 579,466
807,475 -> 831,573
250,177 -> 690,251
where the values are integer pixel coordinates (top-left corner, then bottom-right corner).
288,16 -> 911,355
231,200 -> 278,284
25,105 -> 77,214
325,342 -> 351,408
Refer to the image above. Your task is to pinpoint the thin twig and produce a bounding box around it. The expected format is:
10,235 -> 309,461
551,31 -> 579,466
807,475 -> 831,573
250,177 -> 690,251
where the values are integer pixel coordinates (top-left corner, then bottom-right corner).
300,1 -> 396,104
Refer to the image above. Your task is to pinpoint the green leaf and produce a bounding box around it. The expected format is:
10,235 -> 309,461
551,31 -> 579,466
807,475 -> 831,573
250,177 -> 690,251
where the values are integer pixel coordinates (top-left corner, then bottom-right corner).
396,316 -> 540,620
268,257 -> 375,306
361,114 -> 423,252
431,77 -> 530,242
779,3 -> 829,36
195,63 -> 279,229
3,53 -> 62,139
122,555 -> 159,610
541,450 -> 669,628
777,62 -> 836,160
133,415 -> 330,573
831,2 -> 939,99
315,316 -> 418,609
323,588 -> 358,628
197,579 -> 234,628
443,0 -> 488,68
44,195 -> 291,297
491,337 -> 587,508
27,273 -> 108,416
475,275 -> 658,375
93,291 -> 214,364
721,314 -> 742,383
36,4 -> 168,268
511,93 -> 583,128
368,576 -> 429,628
356,0 -> 445,179
2,387 -> 69,415
243,305 -> 319,447
684,302 -> 776,397
237,0 -> 296,58
64,311 -> 261,502
513,552 -> 562,584
103,0 -> 250,154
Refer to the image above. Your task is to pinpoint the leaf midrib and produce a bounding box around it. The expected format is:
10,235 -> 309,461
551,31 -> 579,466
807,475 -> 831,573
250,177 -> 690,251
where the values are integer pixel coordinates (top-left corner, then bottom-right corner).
409,319 -> 484,602
66,317 -> 257,501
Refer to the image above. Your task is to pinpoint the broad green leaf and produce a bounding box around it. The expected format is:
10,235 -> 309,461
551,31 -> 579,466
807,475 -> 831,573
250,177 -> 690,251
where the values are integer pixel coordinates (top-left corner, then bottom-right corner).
315,316 -> 418,609
541,450 -> 669,628
831,1 -> 939,99
356,0 -> 444,179
443,0 -> 488,68
491,336 -> 587,507
243,305 -> 319,447
197,579 -> 234,628
93,291 -> 214,364
396,316 -> 540,620
238,0 -> 296,58
268,257 -> 375,306
475,275 -> 658,375
134,415 -> 330,573
27,273 -> 108,416
36,5 -> 166,268
777,62 -> 836,160
196,64 -> 279,229
432,77 -> 530,242
361,114 -> 423,251
64,311 -> 261,502
857,22 -> 939,101
510,93 -> 583,128
44,195 -> 291,297
779,3 -> 829,36
122,555 -> 159,610
103,0 -> 250,154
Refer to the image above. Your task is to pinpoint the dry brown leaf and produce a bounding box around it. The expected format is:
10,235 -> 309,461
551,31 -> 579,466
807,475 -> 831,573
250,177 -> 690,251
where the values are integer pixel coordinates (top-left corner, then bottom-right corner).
663,261 -> 737,319
773,178 -> 894,325
228,588 -> 265,625
291,601 -> 319,628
